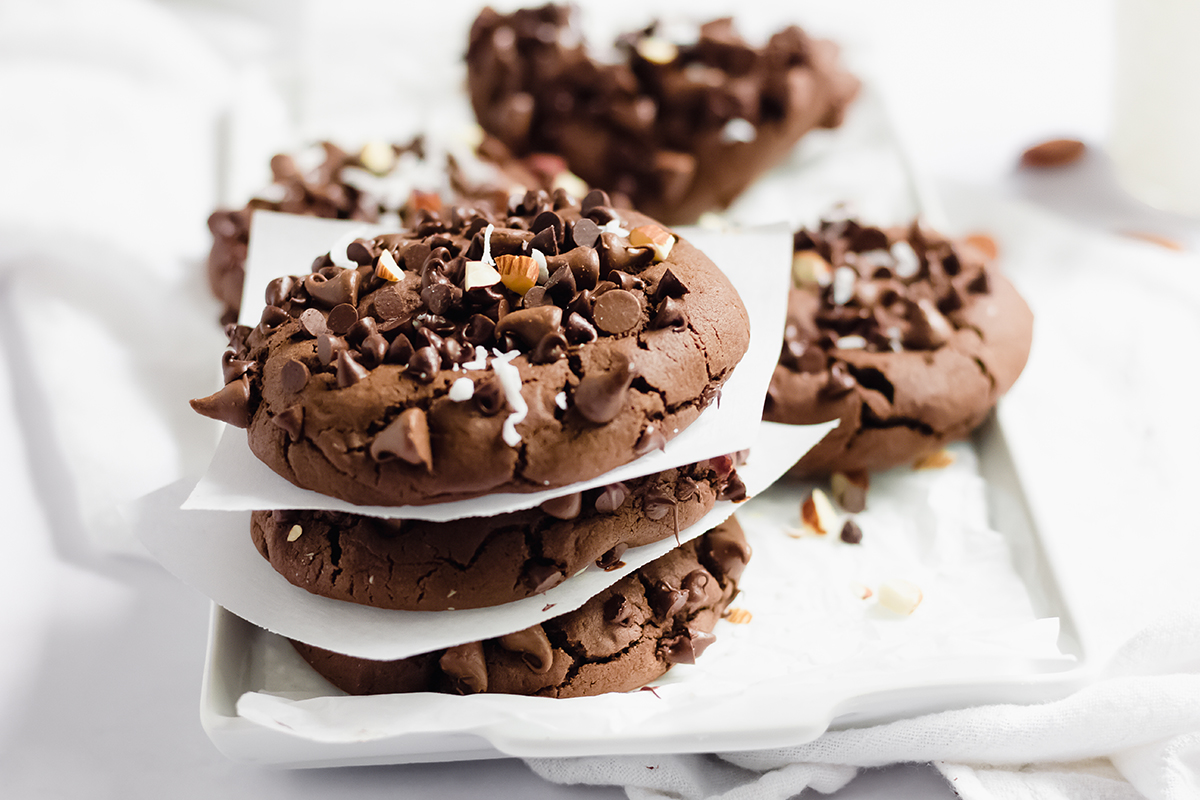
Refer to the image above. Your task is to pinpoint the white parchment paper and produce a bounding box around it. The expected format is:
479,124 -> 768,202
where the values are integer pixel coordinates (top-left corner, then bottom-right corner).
184,216 -> 793,521
137,420 -> 833,660
227,440 -> 1071,754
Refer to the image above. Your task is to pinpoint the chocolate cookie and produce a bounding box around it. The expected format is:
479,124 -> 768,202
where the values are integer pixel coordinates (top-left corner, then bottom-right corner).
192,189 -> 751,506
289,516 -> 750,698
764,218 -> 1033,476
205,137 -> 582,324
467,6 -> 860,223
252,457 -> 745,611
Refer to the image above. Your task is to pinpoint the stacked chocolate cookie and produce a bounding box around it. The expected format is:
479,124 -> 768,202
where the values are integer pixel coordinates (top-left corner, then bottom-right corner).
765,217 -> 1033,476
192,187 -> 755,697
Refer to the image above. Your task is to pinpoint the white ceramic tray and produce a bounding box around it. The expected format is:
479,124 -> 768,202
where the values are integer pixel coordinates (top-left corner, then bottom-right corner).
199,412 -> 1091,767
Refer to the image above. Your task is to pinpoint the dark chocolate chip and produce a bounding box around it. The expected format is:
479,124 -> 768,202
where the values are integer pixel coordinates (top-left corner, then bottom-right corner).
494,305 -> 563,348
385,334 -> 415,365
358,333 -> 388,368
540,492 -> 582,520
265,275 -> 295,307
603,594 -> 634,625
650,296 -> 687,331
496,626 -> 554,674
570,218 -> 601,249
529,225 -> 558,257
421,281 -> 458,315
573,353 -> 638,423
653,268 -> 689,300
530,331 -> 568,364
327,303 -> 359,335
596,543 -> 628,571
270,404 -> 304,442
473,380 -> 506,416
407,346 -> 440,383
718,471 -> 748,502
221,350 -> 254,384
335,350 -> 370,388
369,407 -> 432,470
525,560 -> 565,594
258,304 -> 289,332
840,519 -> 863,544
439,642 -> 487,694
304,268 -> 360,308
564,311 -> 598,345
966,269 -> 991,294
189,375 -> 251,428
634,425 -> 667,455
592,288 -> 642,334
649,580 -> 688,619
700,526 -> 752,583
280,358 -> 310,393
544,264 -> 576,305
643,487 -> 677,521
345,239 -> 374,266
594,482 -> 628,513
317,333 -> 347,366
581,189 -> 611,213
463,314 -> 496,346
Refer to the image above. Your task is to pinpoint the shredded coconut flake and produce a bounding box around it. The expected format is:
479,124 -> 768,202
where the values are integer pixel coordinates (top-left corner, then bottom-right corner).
448,377 -> 475,402
461,345 -> 489,371
721,117 -> 757,144
600,218 -> 629,238
838,335 -> 867,350
491,356 -> 528,447
892,241 -> 920,278
482,223 -> 496,266
531,248 -> 549,283
832,266 -> 857,305
555,391 -> 568,410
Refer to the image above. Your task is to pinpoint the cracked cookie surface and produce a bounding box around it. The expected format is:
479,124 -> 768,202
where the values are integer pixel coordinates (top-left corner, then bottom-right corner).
289,516 -> 749,698
252,457 -> 746,611
192,189 -> 749,506
764,218 -> 1032,476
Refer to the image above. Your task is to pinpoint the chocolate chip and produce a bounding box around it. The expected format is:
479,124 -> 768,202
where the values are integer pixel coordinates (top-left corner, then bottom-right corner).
346,316 -> 378,343
421,281 -> 458,315
634,425 -> 667,455
407,346 -> 440,383
966,269 -> 990,294
570,218 -> 601,249
358,332 -> 388,368
544,264 -> 576,305
270,404 -> 304,442
369,407 -> 432,470
439,642 -> 487,694
385,333 -> 414,364
564,311 -> 598,344
608,270 -> 644,292
594,482 -> 628,513
258,304 -> 289,333
280,358 -> 310,393
581,189 -> 611,213
649,580 -> 688,619
265,275 -> 295,307
596,543 -> 628,571
221,350 -> 254,384
652,268 -> 689,300
529,225 -> 558,257
530,331 -> 568,364
540,492 -> 582,519
643,487 -> 677,521
548,246 -> 600,289
473,380 -> 506,416
699,526 -> 751,583
189,375 -> 252,428
660,630 -> 715,665
598,232 -> 654,273
717,471 -> 747,502
327,303 -> 359,335
574,353 -> 638,423
525,560 -> 565,594
840,519 -> 863,544
317,333 -> 347,366
494,305 -> 563,348
496,626 -> 554,674
592,288 -> 642,334
345,239 -> 374,266
650,296 -> 687,331
603,594 -> 635,625
335,350 -> 370,388
304,268 -> 360,308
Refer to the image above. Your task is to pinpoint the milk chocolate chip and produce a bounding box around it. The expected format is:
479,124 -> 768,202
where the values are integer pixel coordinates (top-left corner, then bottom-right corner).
369,407 -> 433,470
574,354 -> 638,423
440,642 -> 488,694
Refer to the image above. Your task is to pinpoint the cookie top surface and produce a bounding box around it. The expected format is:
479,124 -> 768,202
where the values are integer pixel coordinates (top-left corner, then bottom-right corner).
467,5 -> 860,223
252,457 -> 746,611
763,219 -> 1032,475
289,515 -> 749,698
205,138 -> 574,324
192,189 -> 750,506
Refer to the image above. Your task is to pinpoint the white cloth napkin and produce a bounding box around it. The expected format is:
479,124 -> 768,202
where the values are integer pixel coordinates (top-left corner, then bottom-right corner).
0,0 -> 238,554
524,189 -> 1200,799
